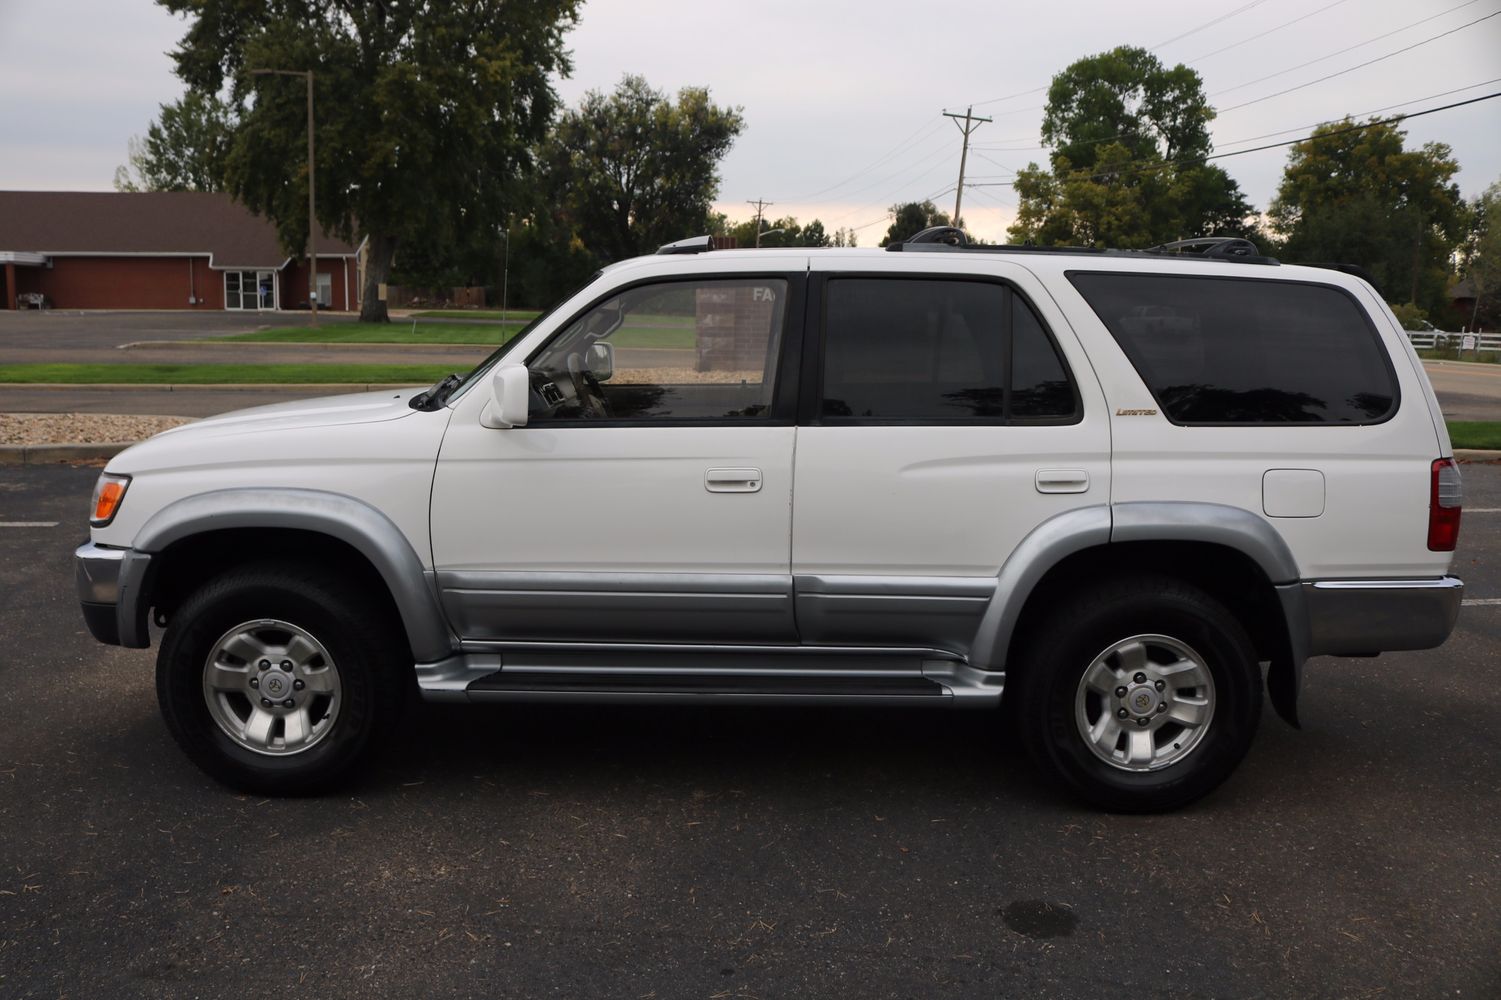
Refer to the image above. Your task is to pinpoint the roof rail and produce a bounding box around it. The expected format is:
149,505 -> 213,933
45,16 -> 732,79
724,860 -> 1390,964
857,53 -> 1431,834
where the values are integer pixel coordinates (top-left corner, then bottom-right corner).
655,235 -> 714,255
885,231 -> 1279,265
1146,237 -> 1264,260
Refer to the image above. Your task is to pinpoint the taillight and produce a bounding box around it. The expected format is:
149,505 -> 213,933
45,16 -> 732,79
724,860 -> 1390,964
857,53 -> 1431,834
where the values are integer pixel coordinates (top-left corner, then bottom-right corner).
1428,458 -> 1462,551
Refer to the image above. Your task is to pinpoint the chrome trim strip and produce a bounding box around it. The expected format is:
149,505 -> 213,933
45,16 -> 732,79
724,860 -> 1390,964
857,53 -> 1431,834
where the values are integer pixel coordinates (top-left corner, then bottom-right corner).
795,575 -> 996,598
436,571 -> 790,594
1310,578 -> 1463,590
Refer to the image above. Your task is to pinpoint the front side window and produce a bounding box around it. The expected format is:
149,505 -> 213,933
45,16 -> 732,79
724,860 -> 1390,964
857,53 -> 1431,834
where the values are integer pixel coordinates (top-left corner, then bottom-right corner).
818,277 -> 1078,423
1068,272 -> 1398,424
527,277 -> 788,422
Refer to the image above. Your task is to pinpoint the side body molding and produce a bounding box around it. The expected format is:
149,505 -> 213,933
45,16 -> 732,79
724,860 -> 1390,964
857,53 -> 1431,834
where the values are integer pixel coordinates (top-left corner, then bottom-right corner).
130,488 -> 454,662
968,505 -> 1111,671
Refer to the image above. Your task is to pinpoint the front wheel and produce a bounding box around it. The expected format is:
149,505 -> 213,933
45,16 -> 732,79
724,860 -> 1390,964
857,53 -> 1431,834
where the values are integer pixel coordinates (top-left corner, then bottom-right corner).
156,565 -> 405,794
1013,576 -> 1263,812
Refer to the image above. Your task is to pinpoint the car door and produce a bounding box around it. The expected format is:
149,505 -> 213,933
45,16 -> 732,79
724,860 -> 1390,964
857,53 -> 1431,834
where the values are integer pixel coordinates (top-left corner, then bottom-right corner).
431,270 -> 804,644
790,257 -> 1111,655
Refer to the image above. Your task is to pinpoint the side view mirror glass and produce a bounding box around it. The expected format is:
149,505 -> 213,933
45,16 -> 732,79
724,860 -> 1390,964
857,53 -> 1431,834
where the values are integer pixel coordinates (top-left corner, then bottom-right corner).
481,364 -> 531,428
586,341 -> 614,382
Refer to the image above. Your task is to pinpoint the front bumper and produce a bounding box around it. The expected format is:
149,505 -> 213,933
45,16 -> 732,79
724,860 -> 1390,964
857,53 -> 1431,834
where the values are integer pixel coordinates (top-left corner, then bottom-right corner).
75,541 -> 153,648
1303,576 -> 1464,656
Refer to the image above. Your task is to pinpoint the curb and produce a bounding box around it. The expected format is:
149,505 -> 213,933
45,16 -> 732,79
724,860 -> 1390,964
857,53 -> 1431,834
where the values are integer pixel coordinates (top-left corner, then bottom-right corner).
1455,449 -> 1501,462
0,442 -> 134,465
0,382 -> 426,392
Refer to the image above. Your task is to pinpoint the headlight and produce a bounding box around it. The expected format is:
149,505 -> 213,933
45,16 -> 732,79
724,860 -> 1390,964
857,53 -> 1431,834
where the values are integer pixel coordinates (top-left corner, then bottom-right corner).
90,473 -> 131,527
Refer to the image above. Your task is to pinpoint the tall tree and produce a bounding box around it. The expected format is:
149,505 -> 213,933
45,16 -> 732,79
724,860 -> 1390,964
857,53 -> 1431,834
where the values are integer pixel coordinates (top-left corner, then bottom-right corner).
1008,46 -> 1258,248
1269,118 -> 1463,314
880,200 -> 955,247
548,75 -> 743,262
114,92 -> 235,193
158,0 -> 579,321
1459,180 -> 1501,330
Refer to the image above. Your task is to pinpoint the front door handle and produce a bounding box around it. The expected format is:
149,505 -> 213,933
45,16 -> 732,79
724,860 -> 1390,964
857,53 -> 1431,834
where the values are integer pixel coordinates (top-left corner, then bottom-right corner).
706,468 -> 762,493
1035,469 -> 1090,494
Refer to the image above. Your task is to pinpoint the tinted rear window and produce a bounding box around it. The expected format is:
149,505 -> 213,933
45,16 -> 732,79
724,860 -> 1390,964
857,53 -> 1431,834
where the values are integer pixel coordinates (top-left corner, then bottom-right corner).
1068,273 -> 1397,424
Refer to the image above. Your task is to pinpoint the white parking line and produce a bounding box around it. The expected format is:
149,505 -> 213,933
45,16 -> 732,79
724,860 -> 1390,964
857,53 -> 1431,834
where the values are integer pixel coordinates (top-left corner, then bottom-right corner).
1467,508 -> 1501,513
0,522 -> 58,528
1462,598 -> 1501,606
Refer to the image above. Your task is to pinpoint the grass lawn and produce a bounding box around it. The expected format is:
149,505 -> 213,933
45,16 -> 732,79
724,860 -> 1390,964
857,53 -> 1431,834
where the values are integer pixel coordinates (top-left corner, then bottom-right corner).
223,321 -> 518,345
217,318 -> 696,349
1448,421 -> 1501,450
0,364 -> 454,385
409,309 -> 541,321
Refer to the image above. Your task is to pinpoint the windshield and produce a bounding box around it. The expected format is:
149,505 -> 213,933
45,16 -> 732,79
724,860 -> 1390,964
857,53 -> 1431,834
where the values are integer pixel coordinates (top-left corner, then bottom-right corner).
447,272 -> 603,402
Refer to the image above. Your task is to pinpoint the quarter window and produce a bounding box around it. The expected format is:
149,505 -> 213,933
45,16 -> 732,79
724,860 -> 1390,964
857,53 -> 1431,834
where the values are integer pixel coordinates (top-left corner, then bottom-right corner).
818,278 -> 1078,423
527,277 -> 787,422
1068,272 -> 1398,424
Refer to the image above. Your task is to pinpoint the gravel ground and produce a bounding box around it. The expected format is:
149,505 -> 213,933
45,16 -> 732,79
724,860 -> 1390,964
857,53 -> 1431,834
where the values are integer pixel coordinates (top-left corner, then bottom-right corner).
0,412 -> 193,446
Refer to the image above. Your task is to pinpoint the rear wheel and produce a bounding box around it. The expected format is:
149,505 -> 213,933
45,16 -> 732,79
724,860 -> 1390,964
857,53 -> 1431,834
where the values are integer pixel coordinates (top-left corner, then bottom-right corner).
156,565 -> 405,794
1013,576 -> 1262,812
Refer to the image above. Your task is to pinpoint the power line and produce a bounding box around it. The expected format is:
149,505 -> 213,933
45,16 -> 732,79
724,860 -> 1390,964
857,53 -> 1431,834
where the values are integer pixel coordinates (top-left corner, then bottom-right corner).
1213,0 -> 1482,98
1182,0 -> 1354,63
1213,77 -> 1501,149
782,116 -> 946,203
1218,8 -> 1499,113
1149,0 -> 1267,51
962,90 -> 1501,188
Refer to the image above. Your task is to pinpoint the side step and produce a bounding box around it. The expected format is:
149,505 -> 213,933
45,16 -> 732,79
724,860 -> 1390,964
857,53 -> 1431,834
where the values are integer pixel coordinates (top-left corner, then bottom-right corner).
416,644 -> 1005,708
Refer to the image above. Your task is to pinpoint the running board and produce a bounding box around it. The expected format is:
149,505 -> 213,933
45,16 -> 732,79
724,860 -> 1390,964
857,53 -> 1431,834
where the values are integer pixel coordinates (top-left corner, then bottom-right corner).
415,644 -> 1004,708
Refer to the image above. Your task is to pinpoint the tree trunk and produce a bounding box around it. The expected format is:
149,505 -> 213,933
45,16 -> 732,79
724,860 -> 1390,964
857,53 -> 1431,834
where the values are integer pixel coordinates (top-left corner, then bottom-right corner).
359,233 -> 398,323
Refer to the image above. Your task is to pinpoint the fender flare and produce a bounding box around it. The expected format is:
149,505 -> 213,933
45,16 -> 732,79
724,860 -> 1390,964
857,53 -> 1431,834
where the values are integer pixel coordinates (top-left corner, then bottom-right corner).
127,488 -> 453,662
970,501 -> 1308,725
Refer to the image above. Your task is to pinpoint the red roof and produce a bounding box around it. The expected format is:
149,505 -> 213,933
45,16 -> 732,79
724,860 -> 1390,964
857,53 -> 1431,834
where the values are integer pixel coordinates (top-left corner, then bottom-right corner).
0,190 -> 360,269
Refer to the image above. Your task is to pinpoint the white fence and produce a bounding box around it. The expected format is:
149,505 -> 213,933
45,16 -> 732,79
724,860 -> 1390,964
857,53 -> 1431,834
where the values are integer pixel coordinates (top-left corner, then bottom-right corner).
1406,331 -> 1501,351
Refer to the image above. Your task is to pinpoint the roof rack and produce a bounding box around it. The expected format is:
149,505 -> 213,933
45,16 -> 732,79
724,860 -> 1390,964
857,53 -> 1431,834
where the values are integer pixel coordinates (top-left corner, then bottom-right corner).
886,229 -> 1279,266
655,235 -> 714,255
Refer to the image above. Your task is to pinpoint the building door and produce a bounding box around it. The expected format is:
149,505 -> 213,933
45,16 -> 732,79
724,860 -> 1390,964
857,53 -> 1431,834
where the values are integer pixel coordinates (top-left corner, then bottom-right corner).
257,271 -> 277,310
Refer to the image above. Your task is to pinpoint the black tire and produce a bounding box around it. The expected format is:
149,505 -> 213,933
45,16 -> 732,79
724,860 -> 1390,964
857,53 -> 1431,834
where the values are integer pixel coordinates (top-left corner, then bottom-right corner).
156,564 -> 406,794
1012,575 -> 1262,812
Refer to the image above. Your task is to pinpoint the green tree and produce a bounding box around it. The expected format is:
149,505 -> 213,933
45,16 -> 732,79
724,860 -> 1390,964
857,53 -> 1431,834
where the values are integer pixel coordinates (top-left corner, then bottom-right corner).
114,91 -> 235,193
1269,118 -> 1463,315
880,200 -> 954,247
548,75 -> 744,263
1008,46 -> 1258,248
158,0 -> 580,321
1460,180 -> 1501,330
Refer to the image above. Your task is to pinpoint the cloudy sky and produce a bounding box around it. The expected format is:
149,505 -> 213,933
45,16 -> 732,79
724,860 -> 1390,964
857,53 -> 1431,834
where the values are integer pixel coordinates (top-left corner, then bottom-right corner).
2,0 -> 1498,245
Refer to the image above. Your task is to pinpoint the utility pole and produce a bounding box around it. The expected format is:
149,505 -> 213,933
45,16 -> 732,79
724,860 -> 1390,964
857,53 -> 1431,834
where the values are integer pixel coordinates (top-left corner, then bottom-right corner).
943,106 -> 991,231
251,67 -> 317,326
747,198 -> 773,247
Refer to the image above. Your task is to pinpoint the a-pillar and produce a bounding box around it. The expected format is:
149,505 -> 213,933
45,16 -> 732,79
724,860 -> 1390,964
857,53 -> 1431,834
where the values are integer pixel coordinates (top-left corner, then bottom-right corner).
3,263 -> 15,309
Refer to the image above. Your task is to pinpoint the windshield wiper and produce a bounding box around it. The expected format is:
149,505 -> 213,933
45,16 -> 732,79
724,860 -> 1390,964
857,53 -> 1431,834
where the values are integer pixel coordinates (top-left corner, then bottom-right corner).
409,372 -> 462,411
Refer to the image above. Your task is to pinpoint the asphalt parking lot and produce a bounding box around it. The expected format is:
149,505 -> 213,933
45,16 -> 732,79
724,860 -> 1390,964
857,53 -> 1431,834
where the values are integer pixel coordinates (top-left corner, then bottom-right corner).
1,462 -> 1497,998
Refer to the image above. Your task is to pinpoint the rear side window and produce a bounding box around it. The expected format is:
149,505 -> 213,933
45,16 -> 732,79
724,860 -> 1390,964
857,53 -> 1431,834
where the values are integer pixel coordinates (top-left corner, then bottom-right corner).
1068,272 -> 1398,424
819,278 -> 1078,423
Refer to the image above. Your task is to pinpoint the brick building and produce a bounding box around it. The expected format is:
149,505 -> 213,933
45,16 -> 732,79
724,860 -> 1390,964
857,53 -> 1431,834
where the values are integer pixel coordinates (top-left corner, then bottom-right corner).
0,190 -> 364,312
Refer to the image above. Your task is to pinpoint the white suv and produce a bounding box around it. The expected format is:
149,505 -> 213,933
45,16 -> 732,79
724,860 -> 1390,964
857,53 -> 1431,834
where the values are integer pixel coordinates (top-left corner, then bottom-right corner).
75,232 -> 1464,811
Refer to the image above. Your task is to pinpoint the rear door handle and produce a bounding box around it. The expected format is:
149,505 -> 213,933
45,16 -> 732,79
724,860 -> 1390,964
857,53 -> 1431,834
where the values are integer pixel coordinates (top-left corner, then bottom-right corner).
706,468 -> 762,493
1035,469 -> 1090,494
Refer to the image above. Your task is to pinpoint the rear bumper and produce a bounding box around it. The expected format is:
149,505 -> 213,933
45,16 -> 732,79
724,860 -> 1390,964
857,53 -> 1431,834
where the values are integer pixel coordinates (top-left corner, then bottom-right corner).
75,541 -> 152,648
1303,577 -> 1463,656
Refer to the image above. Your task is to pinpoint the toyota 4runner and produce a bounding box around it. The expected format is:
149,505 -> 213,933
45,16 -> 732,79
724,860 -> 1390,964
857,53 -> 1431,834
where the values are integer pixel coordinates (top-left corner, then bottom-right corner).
75,232 -> 1464,811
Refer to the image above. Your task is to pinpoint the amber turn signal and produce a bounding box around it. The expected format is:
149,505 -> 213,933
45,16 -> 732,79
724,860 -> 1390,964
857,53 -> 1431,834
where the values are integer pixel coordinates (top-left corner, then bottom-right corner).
90,473 -> 131,527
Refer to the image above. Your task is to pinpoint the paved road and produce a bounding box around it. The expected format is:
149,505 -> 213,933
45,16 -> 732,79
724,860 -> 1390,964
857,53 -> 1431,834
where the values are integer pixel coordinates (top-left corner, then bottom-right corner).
1,463 -> 1497,998
1423,360 -> 1501,421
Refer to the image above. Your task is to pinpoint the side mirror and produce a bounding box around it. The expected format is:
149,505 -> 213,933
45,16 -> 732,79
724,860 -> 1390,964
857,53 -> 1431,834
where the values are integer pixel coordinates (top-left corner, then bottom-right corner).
480,364 -> 531,428
586,341 -> 614,381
